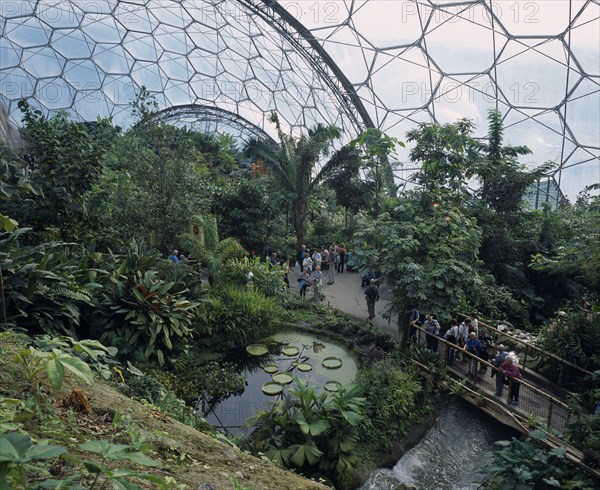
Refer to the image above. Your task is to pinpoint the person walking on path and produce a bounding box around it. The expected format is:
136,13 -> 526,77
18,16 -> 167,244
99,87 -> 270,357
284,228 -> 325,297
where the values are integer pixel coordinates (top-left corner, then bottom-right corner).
337,244 -> 347,273
492,344 -> 508,396
326,247 -> 336,284
364,279 -> 379,320
500,355 -> 522,406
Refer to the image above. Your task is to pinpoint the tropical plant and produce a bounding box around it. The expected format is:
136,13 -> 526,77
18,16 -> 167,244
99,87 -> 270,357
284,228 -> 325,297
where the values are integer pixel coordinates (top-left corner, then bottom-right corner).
16,99 -> 119,242
94,240 -> 201,364
0,431 -> 67,488
406,117 -> 479,194
244,112 -> 343,247
179,214 -> 246,286
0,229 -> 101,336
13,345 -> 94,394
219,257 -> 285,297
480,430 -> 595,489
353,189 -> 484,345
531,188 -> 600,294
349,128 -> 403,215
355,359 -> 424,453
198,285 -> 282,350
99,268 -> 200,365
243,378 -> 365,486
0,147 -> 40,232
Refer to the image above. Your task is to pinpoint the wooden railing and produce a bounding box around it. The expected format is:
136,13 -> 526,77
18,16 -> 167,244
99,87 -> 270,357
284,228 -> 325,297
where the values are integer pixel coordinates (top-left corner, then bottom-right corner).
412,325 -> 576,432
455,315 -> 596,406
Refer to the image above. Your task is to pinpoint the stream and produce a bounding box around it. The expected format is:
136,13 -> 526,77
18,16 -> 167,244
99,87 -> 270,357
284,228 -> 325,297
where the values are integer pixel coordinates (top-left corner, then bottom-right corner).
358,399 -> 516,490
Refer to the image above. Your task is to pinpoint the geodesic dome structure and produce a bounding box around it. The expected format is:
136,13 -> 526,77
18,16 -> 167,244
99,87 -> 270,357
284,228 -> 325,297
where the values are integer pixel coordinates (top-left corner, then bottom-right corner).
1,0 -> 598,200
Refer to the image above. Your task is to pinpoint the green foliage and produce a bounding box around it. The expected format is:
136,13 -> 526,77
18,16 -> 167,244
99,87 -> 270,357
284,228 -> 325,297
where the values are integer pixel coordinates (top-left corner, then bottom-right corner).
14,345 -> 94,392
243,378 -> 365,486
353,190 -> 483,327
99,267 -> 200,365
350,128 -> 404,215
244,112 -> 342,247
16,100 -> 119,242
179,214 -> 246,284
198,285 -> 282,350
219,257 -> 286,297
355,360 -> 424,452
407,118 -> 479,193
0,230 -> 98,335
31,336 -> 132,382
531,191 -> 600,294
94,240 -> 202,364
536,309 -> 600,395
480,431 -> 595,489
210,176 -> 288,251
0,431 -> 67,488
0,147 -> 41,232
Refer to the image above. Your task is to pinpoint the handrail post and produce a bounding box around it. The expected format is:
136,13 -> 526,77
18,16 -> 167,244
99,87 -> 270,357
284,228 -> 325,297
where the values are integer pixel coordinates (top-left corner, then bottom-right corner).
548,398 -> 554,427
523,344 -> 529,371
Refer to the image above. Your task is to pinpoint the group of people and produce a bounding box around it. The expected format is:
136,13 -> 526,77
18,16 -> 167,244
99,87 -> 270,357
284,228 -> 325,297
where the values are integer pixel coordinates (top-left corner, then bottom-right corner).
293,243 -> 351,298
411,311 -> 523,406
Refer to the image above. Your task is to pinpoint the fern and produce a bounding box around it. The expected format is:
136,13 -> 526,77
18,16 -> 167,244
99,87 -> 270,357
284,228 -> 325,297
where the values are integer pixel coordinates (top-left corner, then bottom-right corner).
46,288 -> 94,305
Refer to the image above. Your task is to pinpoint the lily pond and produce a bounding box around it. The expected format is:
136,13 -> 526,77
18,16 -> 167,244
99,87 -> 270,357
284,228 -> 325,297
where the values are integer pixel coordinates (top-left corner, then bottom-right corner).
204,331 -> 357,435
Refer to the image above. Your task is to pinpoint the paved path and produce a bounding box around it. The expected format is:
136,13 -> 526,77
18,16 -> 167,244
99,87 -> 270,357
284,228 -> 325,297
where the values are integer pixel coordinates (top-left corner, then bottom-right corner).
289,266 -> 399,340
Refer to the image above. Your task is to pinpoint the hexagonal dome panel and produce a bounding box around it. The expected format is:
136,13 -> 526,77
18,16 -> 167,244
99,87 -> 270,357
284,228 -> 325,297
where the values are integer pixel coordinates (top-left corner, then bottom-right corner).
0,0 -> 597,200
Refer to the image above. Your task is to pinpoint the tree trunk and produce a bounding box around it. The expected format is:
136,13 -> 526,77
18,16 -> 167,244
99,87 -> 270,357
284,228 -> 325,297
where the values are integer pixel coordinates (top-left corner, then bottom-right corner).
293,198 -> 306,248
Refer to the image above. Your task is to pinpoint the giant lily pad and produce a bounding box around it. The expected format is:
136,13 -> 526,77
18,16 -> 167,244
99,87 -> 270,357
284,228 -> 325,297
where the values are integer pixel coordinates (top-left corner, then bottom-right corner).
322,356 -> 342,369
272,372 -> 293,385
297,363 -> 312,372
262,382 -> 284,396
324,381 -> 341,392
282,346 -> 300,357
263,364 -> 278,374
246,344 -> 269,356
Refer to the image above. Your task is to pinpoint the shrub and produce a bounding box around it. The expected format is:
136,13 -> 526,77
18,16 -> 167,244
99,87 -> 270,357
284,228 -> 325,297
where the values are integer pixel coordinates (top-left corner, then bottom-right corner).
355,359 -> 424,453
197,285 -> 283,350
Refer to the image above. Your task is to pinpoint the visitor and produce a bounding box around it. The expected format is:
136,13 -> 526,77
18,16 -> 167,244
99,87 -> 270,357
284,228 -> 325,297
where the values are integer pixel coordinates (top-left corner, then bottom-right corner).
478,330 -> 494,373
469,312 -> 479,337
444,319 -> 459,364
364,279 -> 379,320
409,308 -> 421,345
465,332 -> 482,378
500,355 -> 522,406
321,247 -> 329,273
302,252 -> 313,273
168,249 -> 179,263
297,244 -> 307,272
337,243 -> 346,273
326,247 -> 336,284
492,344 -> 508,397
423,314 -> 441,353
312,248 -> 322,269
312,265 -> 323,286
282,258 -> 290,289
457,318 -> 471,361
297,269 -> 310,298
361,267 -> 376,287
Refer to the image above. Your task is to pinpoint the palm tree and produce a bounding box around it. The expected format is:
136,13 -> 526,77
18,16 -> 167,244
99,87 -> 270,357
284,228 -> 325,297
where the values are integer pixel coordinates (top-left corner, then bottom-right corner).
244,113 -> 342,248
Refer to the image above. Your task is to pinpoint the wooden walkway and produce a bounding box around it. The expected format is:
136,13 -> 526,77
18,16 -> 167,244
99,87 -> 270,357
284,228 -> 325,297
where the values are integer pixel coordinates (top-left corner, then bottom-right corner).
409,326 -> 600,481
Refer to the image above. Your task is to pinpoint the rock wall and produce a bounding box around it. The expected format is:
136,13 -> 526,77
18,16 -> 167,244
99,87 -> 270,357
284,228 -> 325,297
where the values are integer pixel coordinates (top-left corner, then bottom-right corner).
0,103 -> 24,150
